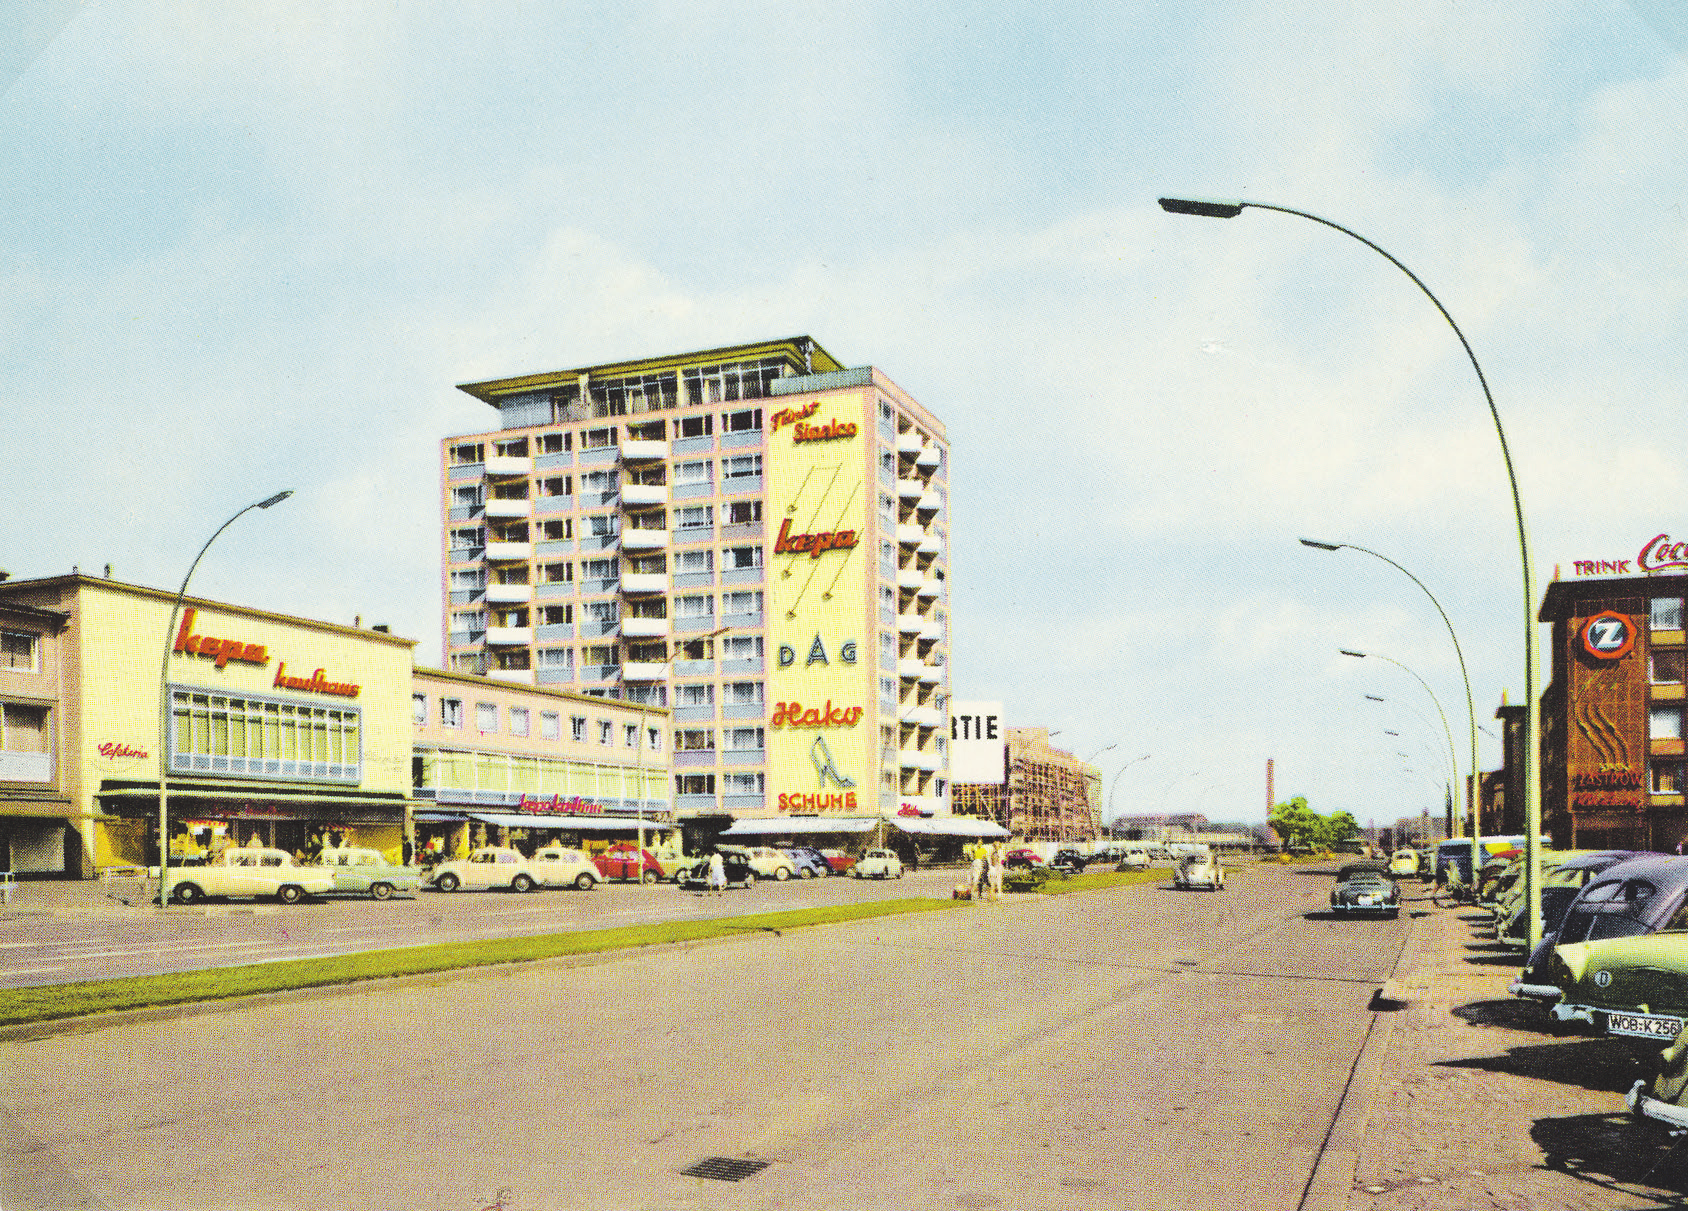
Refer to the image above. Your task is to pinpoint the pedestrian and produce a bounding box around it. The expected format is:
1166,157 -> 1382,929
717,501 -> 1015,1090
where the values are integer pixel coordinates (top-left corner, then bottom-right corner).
708,848 -> 727,896
970,845 -> 985,902
988,842 -> 1005,901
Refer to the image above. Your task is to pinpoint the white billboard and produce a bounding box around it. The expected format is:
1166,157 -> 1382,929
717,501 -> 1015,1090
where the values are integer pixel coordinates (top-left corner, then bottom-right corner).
950,700 -> 1006,784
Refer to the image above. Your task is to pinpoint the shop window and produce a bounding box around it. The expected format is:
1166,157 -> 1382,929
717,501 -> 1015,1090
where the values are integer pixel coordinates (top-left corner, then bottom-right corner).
1651,706 -> 1684,741
1655,598 -> 1686,631
1653,651 -> 1686,685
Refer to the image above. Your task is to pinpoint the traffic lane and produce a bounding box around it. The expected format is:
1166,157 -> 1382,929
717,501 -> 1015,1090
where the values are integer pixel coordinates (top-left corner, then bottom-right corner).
0,867 -> 957,988
0,866 -> 1400,1211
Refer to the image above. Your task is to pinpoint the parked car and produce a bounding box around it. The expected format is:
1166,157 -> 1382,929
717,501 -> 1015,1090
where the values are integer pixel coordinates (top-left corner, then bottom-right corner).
1004,847 -> 1043,869
851,848 -> 904,879
1541,930 -> 1688,1044
1495,850 -> 1637,949
426,846 -> 540,893
1173,847 -> 1223,891
1388,848 -> 1420,878
818,848 -> 857,875
782,847 -> 832,879
1513,854 -> 1688,1007
1049,849 -> 1090,874
164,846 -> 337,905
316,846 -> 422,900
529,846 -> 602,890
593,844 -> 666,884
1119,845 -> 1151,870
1627,1024 -> 1688,1129
738,846 -> 797,881
676,849 -> 756,890
1328,863 -> 1400,917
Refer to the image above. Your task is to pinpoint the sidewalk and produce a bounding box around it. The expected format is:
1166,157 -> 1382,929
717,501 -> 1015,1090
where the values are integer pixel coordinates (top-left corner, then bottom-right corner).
0,874 -> 157,916
1315,893 -> 1688,1210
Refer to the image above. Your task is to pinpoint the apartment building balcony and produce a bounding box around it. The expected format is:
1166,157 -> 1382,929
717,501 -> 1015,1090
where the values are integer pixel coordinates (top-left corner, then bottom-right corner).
897,658 -> 928,681
899,748 -> 941,772
896,432 -> 925,456
621,529 -> 670,551
621,573 -> 668,595
485,455 -> 533,478
621,617 -> 670,639
621,439 -> 668,462
898,610 -> 926,635
918,621 -> 944,644
897,477 -> 926,500
918,664 -> 942,685
896,523 -> 926,547
622,661 -> 671,681
903,705 -> 943,729
918,534 -> 942,556
916,492 -> 941,516
484,541 -> 532,562
916,578 -> 942,599
483,583 -> 532,605
487,668 -> 536,686
915,446 -> 942,470
484,498 -> 532,520
620,483 -> 668,507
897,568 -> 925,592
485,626 -> 533,646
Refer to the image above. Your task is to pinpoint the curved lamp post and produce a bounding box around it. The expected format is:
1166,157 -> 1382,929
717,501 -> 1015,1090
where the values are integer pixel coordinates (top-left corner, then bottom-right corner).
1161,195 -> 1540,946
1302,538 -> 1480,853
1106,753 -> 1152,828
1344,649 -> 1460,838
157,490 -> 293,905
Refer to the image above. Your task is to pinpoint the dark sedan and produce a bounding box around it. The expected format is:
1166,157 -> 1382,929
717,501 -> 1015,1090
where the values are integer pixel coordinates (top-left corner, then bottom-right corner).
1329,863 -> 1400,917
676,850 -> 756,891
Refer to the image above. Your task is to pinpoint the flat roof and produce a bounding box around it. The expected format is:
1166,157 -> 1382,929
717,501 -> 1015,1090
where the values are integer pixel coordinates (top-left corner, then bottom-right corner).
456,335 -> 846,406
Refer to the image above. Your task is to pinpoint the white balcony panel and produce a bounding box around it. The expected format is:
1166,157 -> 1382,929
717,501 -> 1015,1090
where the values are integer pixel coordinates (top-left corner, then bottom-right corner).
484,541 -> 532,562
897,569 -> 925,591
485,455 -> 533,477
620,484 -> 668,506
622,529 -> 670,551
905,706 -> 943,729
897,477 -> 925,500
899,748 -> 941,772
918,664 -> 942,685
897,611 -> 925,635
918,622 -> 944,643
486,668 -> 536,685
897,658 -> 928,681
484,584 -> 533,605
485,626 -> 533,646
917,535 -> 943,556
916,492 -> 941,514
621,617 -> 670,639
915,447 -> 942,469
622,661 -> 672,681
484,499 -> 532,519
621,573 -> 669,595
916,578 -> 942,599
621,439 -> 669,461
896,524 -> 926,547
896,432 -> 924,454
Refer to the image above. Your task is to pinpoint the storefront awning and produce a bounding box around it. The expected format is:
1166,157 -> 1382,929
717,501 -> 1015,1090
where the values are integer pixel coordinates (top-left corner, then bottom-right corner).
888,817 -> 1011,839
720,816 -> 880,836
447,811 -> 676,832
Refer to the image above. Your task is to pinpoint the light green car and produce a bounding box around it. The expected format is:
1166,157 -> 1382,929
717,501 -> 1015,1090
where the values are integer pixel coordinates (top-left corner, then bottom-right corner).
317,846 -> 422,900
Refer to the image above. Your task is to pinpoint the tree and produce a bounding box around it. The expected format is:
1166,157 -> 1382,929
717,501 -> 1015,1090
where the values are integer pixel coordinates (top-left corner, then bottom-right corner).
1268,797 -> 1356,850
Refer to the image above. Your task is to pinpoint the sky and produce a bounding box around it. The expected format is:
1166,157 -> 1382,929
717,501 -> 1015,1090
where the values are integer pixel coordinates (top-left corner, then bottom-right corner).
4,0 -> 1688,830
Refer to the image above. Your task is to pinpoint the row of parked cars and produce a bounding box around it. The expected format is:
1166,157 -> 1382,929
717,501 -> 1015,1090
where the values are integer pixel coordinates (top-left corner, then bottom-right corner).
160,841 -> 894,903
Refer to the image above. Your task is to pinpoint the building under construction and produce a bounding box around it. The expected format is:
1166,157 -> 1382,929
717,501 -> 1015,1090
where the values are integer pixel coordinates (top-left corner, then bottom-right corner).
951,727 -> 1102,842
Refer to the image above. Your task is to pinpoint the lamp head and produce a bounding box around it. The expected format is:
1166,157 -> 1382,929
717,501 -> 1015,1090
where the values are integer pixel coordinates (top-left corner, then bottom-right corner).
1158,197 -> 1246,219
1298,538 -> 1343,551
258,490 -> 294,509
1340,649 -> 1367,659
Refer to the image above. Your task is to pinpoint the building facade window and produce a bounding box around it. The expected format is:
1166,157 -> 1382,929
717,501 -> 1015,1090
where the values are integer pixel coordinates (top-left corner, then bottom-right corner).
441,698 -> 463,728
676,729 -> 715,751
598,719 -> 612,745
1654,598 -> 1686,631
540,711 -> 560,740
1653,650 -> 1686,685
476,703 -> 498,733
1651,706 -> 1684,741
168,690 -> 361,783
571,715 -> 586,741
509,707 -> 530,737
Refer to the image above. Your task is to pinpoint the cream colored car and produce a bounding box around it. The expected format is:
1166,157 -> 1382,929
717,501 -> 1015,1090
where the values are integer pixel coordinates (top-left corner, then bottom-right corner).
739,846 -> 797,881
164,847 -> 337,905
426,846 -> 539,893
529,846 -> 602,890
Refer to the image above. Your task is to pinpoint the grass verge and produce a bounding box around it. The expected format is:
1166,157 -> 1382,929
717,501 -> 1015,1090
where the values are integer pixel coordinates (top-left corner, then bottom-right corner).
0,898 -> 958,1028
1034,866 -> 1172,895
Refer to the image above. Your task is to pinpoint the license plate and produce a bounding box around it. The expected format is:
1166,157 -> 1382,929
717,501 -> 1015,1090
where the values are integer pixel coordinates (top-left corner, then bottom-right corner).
1606,1011 -> 1683,1040
1357,895 -> 1378,905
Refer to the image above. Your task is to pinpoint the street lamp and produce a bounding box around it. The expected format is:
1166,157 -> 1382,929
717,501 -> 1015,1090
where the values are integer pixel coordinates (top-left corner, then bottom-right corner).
1106,754 -> 1152,828
1300,537 -> 1480,852
157,490 -> 293,905
1162,195 -> 1540,947
633,625 -> 730,878
1343,649 -> 1459,838
1085,743 -> 1118,764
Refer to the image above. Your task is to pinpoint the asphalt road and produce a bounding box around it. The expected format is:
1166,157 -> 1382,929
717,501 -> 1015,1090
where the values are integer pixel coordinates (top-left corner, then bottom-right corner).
0,863 -> 1408,1211
0,866 -> 949,989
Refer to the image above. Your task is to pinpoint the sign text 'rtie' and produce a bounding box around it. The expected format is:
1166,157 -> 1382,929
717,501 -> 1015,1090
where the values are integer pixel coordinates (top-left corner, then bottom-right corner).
174,609 -> 268,669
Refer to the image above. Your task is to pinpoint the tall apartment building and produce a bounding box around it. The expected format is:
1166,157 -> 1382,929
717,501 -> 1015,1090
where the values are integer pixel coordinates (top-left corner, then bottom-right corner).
444,336 -> 951,824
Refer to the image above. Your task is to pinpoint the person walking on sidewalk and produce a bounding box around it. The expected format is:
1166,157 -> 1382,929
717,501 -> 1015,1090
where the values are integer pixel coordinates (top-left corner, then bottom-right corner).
707,849 -> 727,896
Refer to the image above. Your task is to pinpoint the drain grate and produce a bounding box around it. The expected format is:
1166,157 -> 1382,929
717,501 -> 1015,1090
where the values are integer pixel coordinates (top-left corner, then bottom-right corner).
680,1156 -> 770,1183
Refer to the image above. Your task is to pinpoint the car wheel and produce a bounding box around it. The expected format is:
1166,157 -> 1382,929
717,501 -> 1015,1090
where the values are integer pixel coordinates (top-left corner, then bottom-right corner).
799,867 -> 814,879
276,884 -> 303,905
172,882 -> 201,905
576,873 -> 596,890
370,882 -> 393,901
775,867 -> 790,881
641,869 -> 659,885
511,873 -> 535,893
435,872 -> 460,893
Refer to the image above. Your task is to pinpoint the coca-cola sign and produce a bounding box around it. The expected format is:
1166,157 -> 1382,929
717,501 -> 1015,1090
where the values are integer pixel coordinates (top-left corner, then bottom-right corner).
1571,533 -> 1688,577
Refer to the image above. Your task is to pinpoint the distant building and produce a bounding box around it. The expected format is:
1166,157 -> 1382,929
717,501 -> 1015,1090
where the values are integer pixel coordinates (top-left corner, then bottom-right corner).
952,727 -> 1100,842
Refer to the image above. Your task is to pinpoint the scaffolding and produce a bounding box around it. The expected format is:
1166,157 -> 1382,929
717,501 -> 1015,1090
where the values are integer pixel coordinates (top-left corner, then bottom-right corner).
952,727 -> 1101,842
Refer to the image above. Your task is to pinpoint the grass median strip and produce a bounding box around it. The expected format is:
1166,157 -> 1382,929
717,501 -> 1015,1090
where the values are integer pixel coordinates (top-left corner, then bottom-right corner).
0,898 -> 959,1028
